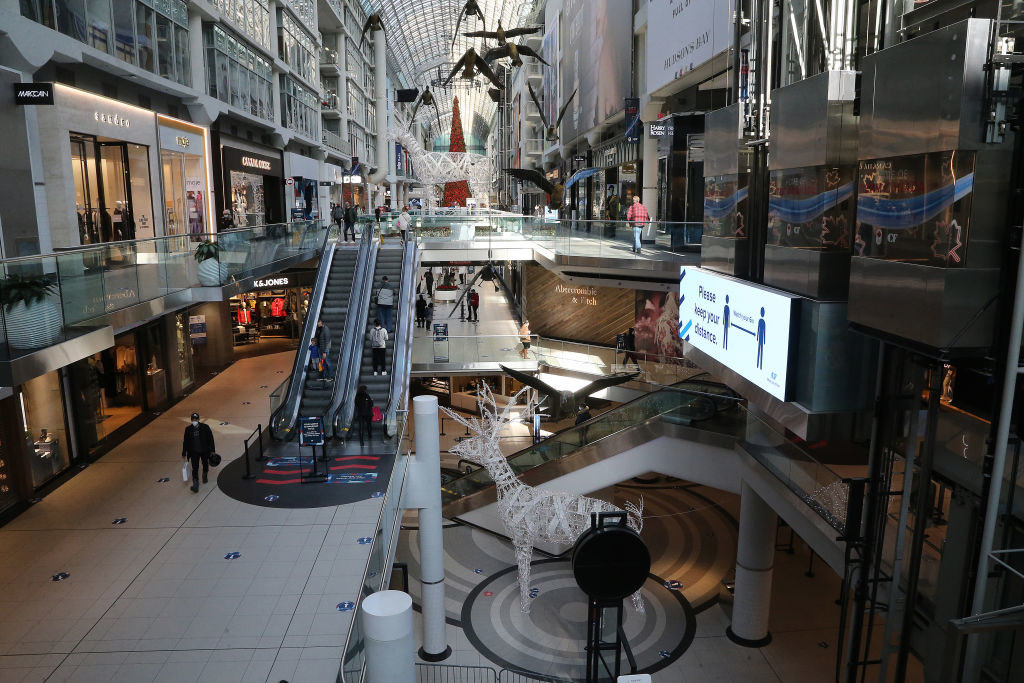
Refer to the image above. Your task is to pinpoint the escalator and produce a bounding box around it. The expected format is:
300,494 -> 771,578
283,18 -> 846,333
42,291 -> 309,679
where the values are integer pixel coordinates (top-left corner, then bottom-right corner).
441,380 -> 744,518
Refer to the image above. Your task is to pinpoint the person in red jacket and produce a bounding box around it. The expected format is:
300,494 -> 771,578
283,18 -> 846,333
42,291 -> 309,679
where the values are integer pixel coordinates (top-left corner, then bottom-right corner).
468,288 -> 480,322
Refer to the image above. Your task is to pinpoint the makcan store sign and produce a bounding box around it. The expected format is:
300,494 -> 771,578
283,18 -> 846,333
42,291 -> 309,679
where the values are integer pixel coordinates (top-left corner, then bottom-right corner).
679,266 -> 799,400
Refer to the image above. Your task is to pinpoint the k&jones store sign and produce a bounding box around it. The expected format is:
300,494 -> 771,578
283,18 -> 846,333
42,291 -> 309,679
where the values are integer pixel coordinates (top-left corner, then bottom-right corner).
679,267 -> 799,401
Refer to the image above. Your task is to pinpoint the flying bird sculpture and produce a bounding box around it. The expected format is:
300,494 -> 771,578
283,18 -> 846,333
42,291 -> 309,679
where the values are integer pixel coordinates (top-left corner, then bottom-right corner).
452,0 -> 486,50
464,21 -> 542,44
443,49 -> 504,90
359,13 -> 384,49
504,166 -> 600,212
499,365 -> 641,422
529,82 -> 575,141
484,42 -> 548,68
408,87 -> 441,131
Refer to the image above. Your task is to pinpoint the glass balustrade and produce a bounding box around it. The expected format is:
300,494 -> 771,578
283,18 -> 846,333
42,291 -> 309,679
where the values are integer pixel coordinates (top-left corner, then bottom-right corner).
0,221 -> 328,361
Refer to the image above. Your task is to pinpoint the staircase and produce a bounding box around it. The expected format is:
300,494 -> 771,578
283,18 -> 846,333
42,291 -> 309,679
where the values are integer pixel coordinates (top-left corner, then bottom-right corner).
297,251 -> 356,419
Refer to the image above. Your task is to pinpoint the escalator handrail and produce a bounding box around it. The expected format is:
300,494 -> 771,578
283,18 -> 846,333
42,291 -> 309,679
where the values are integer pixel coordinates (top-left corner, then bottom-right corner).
328,235 -> 379,439
321,230 -> 374,436
270,240 -> 337,439
441,383 -> 731,499
383,241 -> 420,438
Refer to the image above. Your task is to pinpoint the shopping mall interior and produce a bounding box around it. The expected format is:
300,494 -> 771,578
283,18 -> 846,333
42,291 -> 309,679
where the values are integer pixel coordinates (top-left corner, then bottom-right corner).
1,1 -> 1024,681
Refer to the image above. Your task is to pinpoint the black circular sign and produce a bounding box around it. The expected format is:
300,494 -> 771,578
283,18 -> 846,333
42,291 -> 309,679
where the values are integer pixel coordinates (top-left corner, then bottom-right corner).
572,524 -> 650,601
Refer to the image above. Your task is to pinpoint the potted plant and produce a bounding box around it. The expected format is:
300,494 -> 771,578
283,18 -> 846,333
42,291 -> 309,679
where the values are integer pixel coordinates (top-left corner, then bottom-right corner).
0,273 -> 62,349
194,239 -> 228,286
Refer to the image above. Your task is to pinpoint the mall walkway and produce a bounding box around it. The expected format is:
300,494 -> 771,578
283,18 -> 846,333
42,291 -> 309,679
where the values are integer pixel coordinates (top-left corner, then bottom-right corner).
0,351 -> 384,682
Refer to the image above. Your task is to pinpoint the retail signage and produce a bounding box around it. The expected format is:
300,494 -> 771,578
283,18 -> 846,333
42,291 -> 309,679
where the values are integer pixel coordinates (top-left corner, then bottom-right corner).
245,156 -> 272,171
678,267 -> 798,400
647,0 -> 733,94
252,276 -> 290,289
189,315 -> 207,345
299,416 -> 325,446
13,82 -> 54,105
94,111 -> 130,128
221,146 -> 283,176
649,120 -> 674,137
624,97 -> 640,143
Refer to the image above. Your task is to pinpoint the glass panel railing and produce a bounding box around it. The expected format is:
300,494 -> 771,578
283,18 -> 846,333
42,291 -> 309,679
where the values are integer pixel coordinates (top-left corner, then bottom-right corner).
412,333 -> 537,366
340,411 -> 411,683
0,221 -> 328,362
532,337 -> 701,386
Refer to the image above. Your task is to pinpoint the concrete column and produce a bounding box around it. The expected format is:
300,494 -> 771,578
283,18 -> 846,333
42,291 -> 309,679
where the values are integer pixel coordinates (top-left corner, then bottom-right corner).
362,590 -> 415,683
406,395 -> 451,661
728,481 -> 776,646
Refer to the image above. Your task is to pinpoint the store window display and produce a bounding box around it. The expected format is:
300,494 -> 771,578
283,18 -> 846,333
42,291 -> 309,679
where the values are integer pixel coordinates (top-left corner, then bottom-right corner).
18,371 -> 71,488
230,286 -> 310,347
0,434 -> 15,513
68,333 -> 143,456
230,170 -> 266,227
70,134 -> 154,244
174,312 -> 195,392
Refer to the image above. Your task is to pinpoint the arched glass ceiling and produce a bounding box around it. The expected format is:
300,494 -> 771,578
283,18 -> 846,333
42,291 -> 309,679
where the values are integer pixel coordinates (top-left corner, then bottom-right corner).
360,0 -> 538,139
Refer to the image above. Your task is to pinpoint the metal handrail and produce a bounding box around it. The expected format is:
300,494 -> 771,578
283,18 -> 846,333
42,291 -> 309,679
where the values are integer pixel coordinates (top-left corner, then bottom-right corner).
384,240 -> 419,438
270,240 -> 337,439
328,231 -> 379,438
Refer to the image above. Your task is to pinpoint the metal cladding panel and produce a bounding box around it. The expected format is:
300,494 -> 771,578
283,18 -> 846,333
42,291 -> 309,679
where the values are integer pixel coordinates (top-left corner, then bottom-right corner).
769,71 -> 858,170
704,104 -> 745,177
700,235 -> 749,278
859,19 -> 991,158
763,245 -> 851,300
847,257 -> 999,349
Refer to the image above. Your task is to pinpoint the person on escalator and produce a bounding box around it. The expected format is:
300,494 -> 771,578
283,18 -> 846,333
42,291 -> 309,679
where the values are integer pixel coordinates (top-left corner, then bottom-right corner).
354,385 -> 374,446
376,276 -> 394,332
370,318 -> 389,376
315,319 -> 332,379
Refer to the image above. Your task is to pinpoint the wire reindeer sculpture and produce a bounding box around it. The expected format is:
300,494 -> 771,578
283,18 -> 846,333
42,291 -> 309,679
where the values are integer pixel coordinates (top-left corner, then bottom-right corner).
441,385 -> 644,613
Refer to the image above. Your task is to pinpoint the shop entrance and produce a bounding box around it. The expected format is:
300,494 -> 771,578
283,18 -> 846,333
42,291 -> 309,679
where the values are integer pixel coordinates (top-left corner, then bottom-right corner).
70,133 -> 152,244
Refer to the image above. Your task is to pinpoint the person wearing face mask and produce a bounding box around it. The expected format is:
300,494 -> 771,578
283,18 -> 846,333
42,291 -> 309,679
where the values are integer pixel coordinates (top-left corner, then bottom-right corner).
182,412 -> 216,493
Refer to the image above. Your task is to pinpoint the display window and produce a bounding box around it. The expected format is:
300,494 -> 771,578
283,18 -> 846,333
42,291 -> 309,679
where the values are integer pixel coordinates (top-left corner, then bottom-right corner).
70,134 -> 153,243
68,332 -> 144,456
231,170 -> 267,227
703,173 -> 749,239
158,117 -> 213,239
173,312 -> 195,392
220,145 -> 284,227
0,430 -> 15,513
18,371 -> 71,489
768,165 -> 855,250
230,285 -> 311,347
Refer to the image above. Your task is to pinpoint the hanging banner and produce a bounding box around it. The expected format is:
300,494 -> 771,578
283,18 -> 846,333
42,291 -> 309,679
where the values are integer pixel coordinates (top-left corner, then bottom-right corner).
188,315 -> 207,345
624,97 -> 640,143
647,0 -> 734,94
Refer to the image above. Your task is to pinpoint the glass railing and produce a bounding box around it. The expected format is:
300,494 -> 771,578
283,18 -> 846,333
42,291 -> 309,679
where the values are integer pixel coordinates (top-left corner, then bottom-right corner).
0,221 -> 328,362
532,337 -> 701,386
412,333 -> 538,366
405,215 -> 702,259
440,383 -> 852,535
340,412 -> 411,682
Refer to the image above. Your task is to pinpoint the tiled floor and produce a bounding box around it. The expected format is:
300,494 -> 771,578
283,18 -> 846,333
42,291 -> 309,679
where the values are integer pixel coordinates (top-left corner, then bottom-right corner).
0,352 -> 383,682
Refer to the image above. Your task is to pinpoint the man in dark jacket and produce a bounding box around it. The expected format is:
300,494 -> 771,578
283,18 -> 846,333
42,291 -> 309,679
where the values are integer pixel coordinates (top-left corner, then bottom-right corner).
343,203 -> 357,242
622,327 -> 641,368
182,412 -> 216,492
219,209 -> 235,232
315,319 -> 332,379
331,203 -> 344,232
415,294 -> 428,328
424,268 -> 434,296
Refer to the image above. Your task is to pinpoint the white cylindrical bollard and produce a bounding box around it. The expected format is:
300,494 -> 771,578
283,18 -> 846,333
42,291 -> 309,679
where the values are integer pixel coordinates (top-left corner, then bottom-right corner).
362,590 -> 414,683
412,395 -> 451,661
728,481 -> 777,646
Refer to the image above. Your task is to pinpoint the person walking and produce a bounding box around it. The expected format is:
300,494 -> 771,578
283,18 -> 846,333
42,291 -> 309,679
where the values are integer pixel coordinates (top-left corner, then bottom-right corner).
343,203 -> 357,242
415,293 -> 428,328
626,195 -> 650,254
331,203 -> 344,234
354,385 -> 374,446
606,192 -> 621,238
397,205 -> 412,242
181,411 -> 216,493
424,268 -> 434,296
369,318 -> 388,375
519,320 -> 532,359
622,326 -> 641,368
426,300 -> 435,328
374,206 -> 382,224
468,288 -> 480,322
376,276 -> 394,332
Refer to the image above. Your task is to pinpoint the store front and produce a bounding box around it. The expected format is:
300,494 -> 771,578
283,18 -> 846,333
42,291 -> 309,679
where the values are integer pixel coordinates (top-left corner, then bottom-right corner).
590,136 -> 640,221
284,151 -> 322,220
37,84 -> 163,247
67,321 -> 170,458
216,138 -> 284,227
158,116 -> 214,238
18,370 -> 71,489
229,271 -> 313,352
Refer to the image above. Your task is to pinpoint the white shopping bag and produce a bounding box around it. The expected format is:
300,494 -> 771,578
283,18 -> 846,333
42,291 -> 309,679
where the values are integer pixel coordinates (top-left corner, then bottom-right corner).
182,461 -> 191,482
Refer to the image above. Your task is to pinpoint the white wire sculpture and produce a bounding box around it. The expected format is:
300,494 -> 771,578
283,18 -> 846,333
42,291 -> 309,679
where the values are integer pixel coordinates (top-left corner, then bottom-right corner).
387,115 -> 493,199
442,385 -> 645,614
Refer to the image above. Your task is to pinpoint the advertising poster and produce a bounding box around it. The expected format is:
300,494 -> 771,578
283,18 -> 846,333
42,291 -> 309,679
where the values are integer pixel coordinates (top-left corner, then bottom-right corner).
624,97 -> 640,143
703,174 -> 749,238
560,0 -> 632,141
855,150 -> 975,266
188,315 -> 207,345
635,290 -> 685,361
768,166 -> 855,249
647,0 -> 734,94
541,16 -> 559,126
678,267 -> 797,400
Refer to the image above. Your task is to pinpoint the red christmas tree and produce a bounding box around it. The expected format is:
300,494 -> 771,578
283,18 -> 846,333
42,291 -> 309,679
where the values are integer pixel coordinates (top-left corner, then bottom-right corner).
442,96 -> 471,207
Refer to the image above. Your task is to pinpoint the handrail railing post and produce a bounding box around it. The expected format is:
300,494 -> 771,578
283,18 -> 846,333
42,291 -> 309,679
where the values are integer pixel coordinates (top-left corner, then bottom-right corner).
257,424 -> 265,461
242,436 -> 254,480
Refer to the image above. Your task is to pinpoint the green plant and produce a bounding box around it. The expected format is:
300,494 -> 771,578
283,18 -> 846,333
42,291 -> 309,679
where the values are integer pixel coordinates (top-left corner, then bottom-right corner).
193,239 -> 222,262
0,273 -> 57,312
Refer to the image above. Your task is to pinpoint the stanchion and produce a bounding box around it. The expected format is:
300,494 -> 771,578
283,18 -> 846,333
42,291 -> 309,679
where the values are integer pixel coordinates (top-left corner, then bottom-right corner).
256,424 -> 265,461
242,436 -> 255,480
459,301 -> 465,321
439,416 -> 446,436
